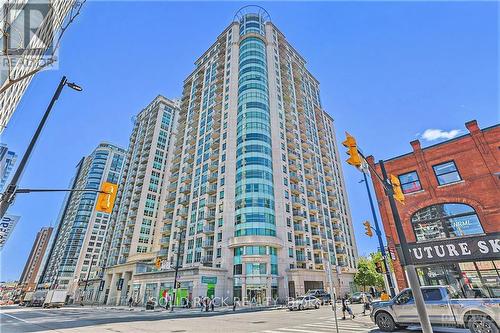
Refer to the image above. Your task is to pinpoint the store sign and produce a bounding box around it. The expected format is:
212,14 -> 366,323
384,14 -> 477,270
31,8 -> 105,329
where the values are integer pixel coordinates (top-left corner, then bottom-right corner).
201,276 -> 217,284
0,215 -> 20,250
407,232 -> 500,265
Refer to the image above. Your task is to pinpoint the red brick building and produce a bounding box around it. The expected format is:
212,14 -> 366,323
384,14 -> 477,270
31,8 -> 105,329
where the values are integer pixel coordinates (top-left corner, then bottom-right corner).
367,120 -> 500,298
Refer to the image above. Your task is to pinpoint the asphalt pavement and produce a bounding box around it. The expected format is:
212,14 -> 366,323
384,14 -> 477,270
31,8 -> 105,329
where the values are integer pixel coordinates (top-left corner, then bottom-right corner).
0,303 -> 470,333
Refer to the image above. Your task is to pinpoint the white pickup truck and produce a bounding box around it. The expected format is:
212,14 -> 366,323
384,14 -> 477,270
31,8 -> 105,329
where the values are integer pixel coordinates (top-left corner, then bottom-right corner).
371,286 -> 500,333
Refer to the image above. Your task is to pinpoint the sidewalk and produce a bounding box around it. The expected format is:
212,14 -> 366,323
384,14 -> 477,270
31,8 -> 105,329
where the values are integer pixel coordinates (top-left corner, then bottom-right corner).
66,303 -> 285,316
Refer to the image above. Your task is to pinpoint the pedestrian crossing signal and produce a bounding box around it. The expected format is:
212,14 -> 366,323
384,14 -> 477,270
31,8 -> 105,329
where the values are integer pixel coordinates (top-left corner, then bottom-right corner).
96,182 -> 118,213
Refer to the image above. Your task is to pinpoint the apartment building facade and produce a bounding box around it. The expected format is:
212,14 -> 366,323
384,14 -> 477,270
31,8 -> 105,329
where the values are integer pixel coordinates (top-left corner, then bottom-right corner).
99,96 -> 179,305
39,143 -> 126,303
0,0 -> 78,133
0,144 -> 17,191
102,8 -> 358,306
18,227 -> 53,292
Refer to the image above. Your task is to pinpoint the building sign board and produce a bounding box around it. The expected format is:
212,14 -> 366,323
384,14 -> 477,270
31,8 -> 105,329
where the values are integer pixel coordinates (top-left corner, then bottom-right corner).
0,215 -> 20,250
201,276 -> 217,284
402,233 -> 500,265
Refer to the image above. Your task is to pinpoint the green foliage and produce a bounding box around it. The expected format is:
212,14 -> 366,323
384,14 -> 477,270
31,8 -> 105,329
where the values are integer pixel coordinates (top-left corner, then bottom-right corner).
354,254 -> 385,291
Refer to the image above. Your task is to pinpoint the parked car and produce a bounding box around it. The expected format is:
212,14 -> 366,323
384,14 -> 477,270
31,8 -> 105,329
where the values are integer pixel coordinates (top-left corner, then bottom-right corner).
306,289 -> 332,305
350,292 -> 372,304
288,295 -> 321,311
370,286 -> 500,333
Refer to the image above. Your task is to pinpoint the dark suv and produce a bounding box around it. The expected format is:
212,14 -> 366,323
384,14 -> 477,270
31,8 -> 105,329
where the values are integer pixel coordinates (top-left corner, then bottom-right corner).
306,289 -> 331,305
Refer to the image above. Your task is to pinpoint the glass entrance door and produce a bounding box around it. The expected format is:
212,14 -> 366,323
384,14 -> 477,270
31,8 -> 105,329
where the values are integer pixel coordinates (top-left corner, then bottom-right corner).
247,287 -> 266,304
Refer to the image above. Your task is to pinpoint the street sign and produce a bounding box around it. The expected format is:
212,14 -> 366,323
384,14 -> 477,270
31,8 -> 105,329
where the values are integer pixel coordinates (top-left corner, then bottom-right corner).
201,276 -> 217,284
0,215 -> 20,250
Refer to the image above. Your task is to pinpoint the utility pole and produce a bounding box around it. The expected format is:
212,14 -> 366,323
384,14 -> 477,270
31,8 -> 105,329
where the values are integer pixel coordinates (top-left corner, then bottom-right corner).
361,170 -> 396,297
170,230 -> 184,312
379,160 -> 433,333
82,254 -> 97,305
0,76 -> 82,219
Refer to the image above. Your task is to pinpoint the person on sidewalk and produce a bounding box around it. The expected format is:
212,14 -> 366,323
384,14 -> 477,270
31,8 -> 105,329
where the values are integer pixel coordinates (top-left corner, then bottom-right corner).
362,293 -> 371,315
380,290 -> 390,301
210,297 -> 215,312
204,296 -> 209,312
199,296 -> 204,311
342,296 -> 355,319
341,296 -> 347,320
128,297 -> 133,308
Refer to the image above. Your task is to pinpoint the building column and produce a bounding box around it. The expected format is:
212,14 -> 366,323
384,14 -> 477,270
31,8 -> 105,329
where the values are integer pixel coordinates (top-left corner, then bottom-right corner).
119,271 -> 131,305
106,273 -> 119,305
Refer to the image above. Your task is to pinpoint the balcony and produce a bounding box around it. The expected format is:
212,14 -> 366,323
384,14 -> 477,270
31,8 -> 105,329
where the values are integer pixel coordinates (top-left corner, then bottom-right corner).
203,224 -> 215,234
314,258 -> 323,265
179,185 -> 191,194
175,220 -> 187,229
207,184 -> 218,194
294,239 -> 305,247
162,224 -> 172,234
311,228 -> 320,236
290,184 -> 304,195
165,203 -> 175,212
158,248 -> 168,257
209,162 -> 219,171
208,172 -> 218,183
334,235 -> 345,244
293,224 -> 304,232
296,255 -> 306,262
201,255 -> 213,264
292,209 -> 307,220
178,208 -> 189,217
202,240 -> 214,248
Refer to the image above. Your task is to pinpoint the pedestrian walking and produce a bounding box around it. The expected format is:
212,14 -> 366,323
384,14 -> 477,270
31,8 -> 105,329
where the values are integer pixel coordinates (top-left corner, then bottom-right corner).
205,296 -> 209,312
380,290 -> 390,301
362,293 -> 371,315
210,297 -> 215,312
341,296 -> 347,320
128,296 -> 133,308
233,297 -> 237,312
199,296 -> 204,312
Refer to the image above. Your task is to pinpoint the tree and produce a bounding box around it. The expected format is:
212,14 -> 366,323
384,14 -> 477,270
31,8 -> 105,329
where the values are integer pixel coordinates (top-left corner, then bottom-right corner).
354,255 -> 385,291
354,258 -> 378,292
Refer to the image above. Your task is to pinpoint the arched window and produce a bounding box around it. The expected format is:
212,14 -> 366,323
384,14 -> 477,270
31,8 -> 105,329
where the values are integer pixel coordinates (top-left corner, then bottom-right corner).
411,203 -> 483,242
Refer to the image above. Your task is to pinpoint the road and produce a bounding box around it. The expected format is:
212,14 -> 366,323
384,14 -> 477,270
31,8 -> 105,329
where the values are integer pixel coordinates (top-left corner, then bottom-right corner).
0,304 -> 469,333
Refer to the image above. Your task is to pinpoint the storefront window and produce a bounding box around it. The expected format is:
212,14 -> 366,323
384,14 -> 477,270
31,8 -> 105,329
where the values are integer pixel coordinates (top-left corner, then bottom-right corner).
411,203 -> 483,242
417,261 -> 500,298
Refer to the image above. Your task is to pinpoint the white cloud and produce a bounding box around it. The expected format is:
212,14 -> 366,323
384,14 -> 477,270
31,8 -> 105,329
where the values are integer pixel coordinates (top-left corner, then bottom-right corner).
421,129 -> 462,141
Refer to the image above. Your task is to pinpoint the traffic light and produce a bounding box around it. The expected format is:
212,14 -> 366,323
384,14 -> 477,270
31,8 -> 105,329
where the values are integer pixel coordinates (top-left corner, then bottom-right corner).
363,221 -> 373,237
155,258 -> 161,269
375,260 -> 385,273
176,282 -> 181,289
96,182 -> 118,213
390,174 -> 405,204
342,132 -> 362,167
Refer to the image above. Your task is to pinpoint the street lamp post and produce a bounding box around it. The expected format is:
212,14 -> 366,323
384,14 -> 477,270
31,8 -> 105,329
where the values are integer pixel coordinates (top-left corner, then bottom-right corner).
0,76 -> 82,219
170,230 -> 184,312
360,170 -> 396,297
82,254 -> 97,305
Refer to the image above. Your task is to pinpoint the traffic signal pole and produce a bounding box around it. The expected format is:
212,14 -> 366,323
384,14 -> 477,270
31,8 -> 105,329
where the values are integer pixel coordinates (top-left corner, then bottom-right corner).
361,170 -> 396,297
379,160 -> 433,333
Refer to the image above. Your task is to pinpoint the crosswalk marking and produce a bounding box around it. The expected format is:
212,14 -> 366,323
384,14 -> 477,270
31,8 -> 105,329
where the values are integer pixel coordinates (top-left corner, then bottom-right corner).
254,318 -> 380,333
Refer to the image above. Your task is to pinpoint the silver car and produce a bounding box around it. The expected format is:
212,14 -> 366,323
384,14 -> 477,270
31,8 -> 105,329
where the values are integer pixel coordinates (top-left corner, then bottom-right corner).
371,286 -> 500,333
288,295 -> 321,311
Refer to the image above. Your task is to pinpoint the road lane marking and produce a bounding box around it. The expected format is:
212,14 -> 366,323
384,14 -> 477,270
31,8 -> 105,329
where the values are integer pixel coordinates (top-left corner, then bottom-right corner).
1,312 -> 30,323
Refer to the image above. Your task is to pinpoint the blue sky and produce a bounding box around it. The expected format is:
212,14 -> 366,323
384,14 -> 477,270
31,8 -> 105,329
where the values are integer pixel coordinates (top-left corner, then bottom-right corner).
1,1 -> 498,281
